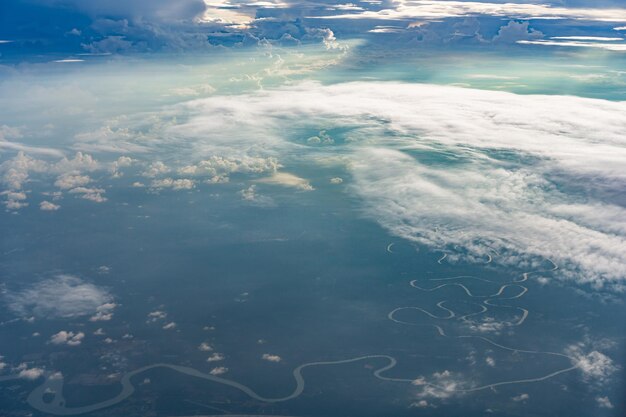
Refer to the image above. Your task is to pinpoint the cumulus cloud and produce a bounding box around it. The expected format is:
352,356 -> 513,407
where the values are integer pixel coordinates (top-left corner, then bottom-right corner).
50,330 -> 85,346
512,393 -> 529,402
261,353 -> 282,362
146,310 -> 168,325
89,302 -> 117,322
5,275 -> 112,319
566,344 -> 618,384
1,190 -> 28,210
410,400 -> 430,408
18,367 -> 45,380
109,156 -> 134,177
0,151 -> 102,208
162,321 -> 177,330
492,20 -> 543,43
39,200 -> 60,211
0,152 -> 48,190
52,152 -> 99,174
412,370 -> 465,399
142,161 -> 169,178
207,353 -> 225,362
303,28 -> 344,50
239,185 -> 275,207
54,173 -> 92,189
198,342 -> 213,351
178,155 -> 279,181
596,396 -> 614,409
209,366 -> 228,375
151,178 -> 195,190
68,187 -> 107,202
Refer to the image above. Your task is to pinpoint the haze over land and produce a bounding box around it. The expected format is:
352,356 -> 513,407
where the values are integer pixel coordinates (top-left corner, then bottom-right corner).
1,0 -> 625,416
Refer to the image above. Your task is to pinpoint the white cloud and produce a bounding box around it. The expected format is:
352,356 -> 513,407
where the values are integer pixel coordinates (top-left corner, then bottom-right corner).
110,156 -> 135,177
151,178 -> 195,190
209,366 -> 228,375
146,309 -> 169,324
178,155 -> 279,180
414,370 -> 465,399
492,21 -> 543,43
207,353 -> 225,362
566,344 -> 618,384
142,161 -> 169,177
410,400 -> 429,408
98,265 -> 111,274
1,190 -> 28,210
89,302 -> 117,322
239,185 -> 275,207
68,187 -> 107,203
18,367 -> 45,380
1,191 -> 26,201
54,173 -> 92,189
351,147 -> 626,289
53,59 -> 84,63
314,0 -> 626,23
51,152 -> 99,174
74,126 -> 149,154
0,152 -> 48,190
162,321 -> 177,330
261,353 -> 282,362
40,200 -> 61,211
551,36 -> 624,41
168,84 -> 216,97
50,330 -> 85,346
5,275 -> 112,319
0,151 -> 105,208
596,396 -> 614,409
518,39 -> 626,51
4,199 -> 28,210
512,393 -> 529,402
256,172 -> 314,191
198,342 -> 213,351
163,81 -> 626,289
330,177 -> 343,184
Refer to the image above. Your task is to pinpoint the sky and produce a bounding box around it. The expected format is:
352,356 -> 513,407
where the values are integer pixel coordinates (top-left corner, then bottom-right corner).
2,0 -> 626,56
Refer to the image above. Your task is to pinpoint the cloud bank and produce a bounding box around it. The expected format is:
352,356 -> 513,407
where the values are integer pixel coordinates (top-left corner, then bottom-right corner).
6,275 -> 113,319
167,81 -> 626,289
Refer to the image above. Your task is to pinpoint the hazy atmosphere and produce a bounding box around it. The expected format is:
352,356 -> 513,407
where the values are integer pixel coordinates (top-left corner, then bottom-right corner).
1,0 -> 625,416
